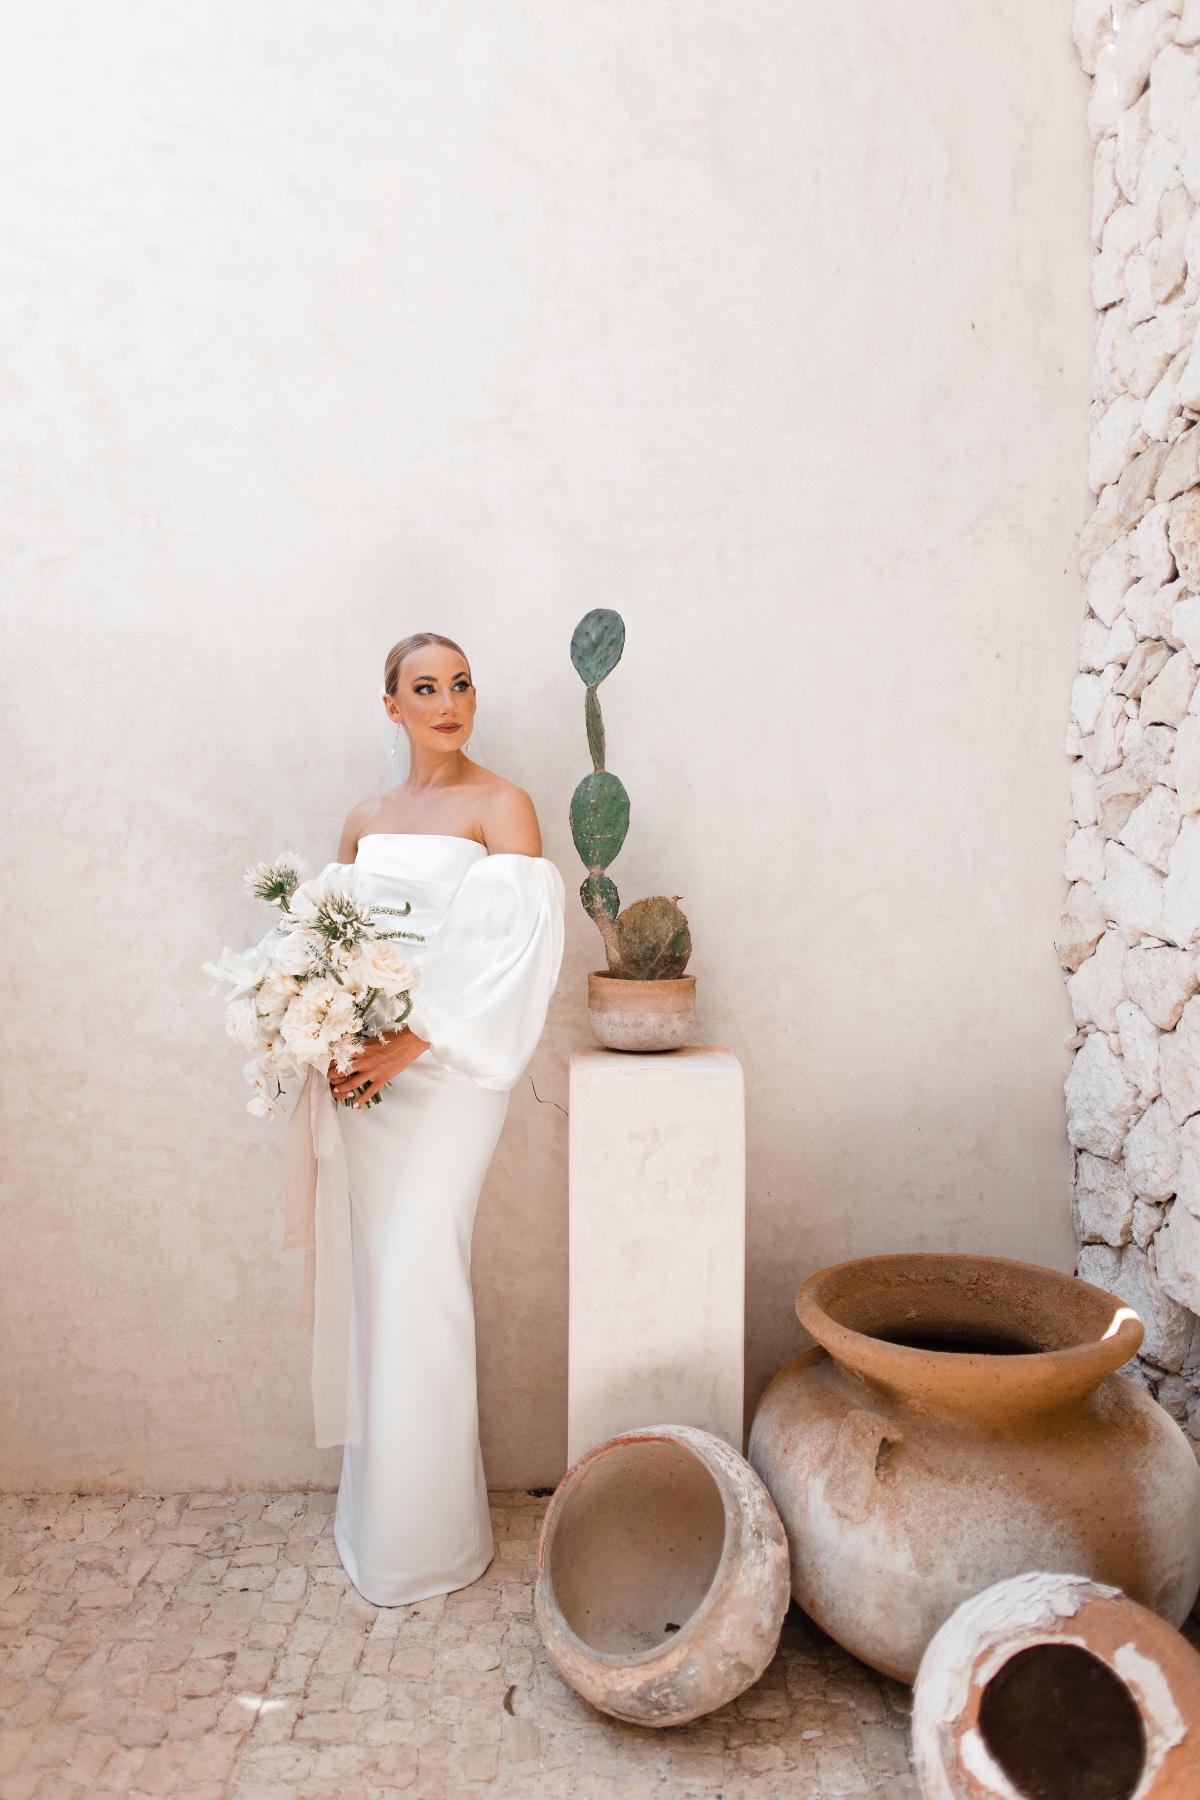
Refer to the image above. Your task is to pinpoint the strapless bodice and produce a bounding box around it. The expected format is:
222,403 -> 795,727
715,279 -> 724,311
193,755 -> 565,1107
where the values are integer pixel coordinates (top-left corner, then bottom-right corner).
354,834 -> 488,942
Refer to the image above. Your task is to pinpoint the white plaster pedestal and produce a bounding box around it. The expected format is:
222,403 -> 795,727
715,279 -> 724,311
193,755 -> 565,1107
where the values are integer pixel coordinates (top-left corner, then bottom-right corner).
567,1044 -> 745,1463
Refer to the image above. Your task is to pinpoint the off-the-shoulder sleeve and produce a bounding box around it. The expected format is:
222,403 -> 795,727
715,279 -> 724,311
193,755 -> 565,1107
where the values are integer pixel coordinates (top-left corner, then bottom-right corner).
405,855 -> 565,1090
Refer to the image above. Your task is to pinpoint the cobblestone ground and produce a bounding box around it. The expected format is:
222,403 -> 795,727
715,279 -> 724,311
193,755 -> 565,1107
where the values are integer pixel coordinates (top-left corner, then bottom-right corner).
0,1490 -> 919,1799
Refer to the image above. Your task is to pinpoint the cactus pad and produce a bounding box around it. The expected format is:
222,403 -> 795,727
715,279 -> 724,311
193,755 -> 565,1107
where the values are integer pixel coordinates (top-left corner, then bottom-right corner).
585,686 -> 606,772
570,771 -> 629,872
614,896 -> 692,980
570,609 -> 625,688
580,872 -> 620,925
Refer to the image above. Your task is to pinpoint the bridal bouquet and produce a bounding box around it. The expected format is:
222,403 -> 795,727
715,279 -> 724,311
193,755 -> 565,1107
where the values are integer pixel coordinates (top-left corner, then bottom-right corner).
203,855 -> 422,1117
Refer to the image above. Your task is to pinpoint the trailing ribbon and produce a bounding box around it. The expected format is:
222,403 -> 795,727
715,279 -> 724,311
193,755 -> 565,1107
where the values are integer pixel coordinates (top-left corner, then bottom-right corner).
283,1069 -> 360,1448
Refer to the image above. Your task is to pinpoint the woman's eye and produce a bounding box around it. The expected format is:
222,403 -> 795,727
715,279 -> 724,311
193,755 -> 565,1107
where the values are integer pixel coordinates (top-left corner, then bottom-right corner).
452,680 -> 470,692
415,684 -> 435,695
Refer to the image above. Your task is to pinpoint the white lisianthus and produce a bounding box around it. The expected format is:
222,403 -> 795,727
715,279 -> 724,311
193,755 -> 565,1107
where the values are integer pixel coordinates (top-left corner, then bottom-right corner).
225,995 -> 262,1053
202,945 -> 270,1000
351,941 -> 419,997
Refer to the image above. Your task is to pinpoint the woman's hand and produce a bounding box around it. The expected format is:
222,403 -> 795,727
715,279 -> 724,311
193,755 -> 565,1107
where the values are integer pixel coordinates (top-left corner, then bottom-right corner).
329,1028 -> 431,1107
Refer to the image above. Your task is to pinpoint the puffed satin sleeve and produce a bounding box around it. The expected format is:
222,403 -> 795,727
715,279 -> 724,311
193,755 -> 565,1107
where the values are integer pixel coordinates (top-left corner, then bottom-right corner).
404,855 -> 565,1089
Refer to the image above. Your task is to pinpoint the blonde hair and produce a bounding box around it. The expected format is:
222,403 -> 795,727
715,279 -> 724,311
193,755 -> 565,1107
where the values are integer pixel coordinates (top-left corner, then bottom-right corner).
384,632 -> 472,696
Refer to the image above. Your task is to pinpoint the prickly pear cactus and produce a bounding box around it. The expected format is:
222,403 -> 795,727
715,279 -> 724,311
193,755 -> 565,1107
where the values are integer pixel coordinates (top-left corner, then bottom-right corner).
568,610 -> 691,980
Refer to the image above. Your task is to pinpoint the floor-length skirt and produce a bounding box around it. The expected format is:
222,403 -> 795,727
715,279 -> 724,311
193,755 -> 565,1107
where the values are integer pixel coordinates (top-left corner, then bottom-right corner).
333,1055 -> 509,1605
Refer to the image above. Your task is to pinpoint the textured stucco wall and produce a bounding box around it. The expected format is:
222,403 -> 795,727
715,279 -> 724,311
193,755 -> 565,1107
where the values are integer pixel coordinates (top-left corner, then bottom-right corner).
0,1 -> 1091,1491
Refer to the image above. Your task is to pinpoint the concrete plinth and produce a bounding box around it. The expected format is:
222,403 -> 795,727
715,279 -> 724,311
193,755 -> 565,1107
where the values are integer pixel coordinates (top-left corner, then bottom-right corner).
567,1045 -> 746,1462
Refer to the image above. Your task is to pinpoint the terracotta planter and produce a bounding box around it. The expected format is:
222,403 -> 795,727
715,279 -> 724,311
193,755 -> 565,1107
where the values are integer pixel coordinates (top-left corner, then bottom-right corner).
912,1571 -> 1200,1799
534,1425 -> 790,1727
586,971 -> 695,1053
748,1253 -> 1200,1683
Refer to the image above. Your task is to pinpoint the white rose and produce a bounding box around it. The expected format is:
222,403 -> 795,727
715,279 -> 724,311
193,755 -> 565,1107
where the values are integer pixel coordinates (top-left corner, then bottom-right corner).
353,941 -> 418,997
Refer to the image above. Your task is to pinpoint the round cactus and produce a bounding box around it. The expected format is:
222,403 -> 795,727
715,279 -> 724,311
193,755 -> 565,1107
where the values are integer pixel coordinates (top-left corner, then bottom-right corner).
614,896 -> 692,981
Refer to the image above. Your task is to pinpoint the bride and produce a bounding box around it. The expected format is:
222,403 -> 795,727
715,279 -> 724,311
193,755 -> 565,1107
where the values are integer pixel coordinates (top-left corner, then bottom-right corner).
310,632 -> 564,1607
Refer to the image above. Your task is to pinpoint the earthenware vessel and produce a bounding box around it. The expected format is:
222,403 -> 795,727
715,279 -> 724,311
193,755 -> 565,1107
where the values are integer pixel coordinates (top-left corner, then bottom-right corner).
586,971 -> 696,1053
748,1253 -> 1200,1683
912,1571 -> 1200,1799
534,1424 -> 790,1726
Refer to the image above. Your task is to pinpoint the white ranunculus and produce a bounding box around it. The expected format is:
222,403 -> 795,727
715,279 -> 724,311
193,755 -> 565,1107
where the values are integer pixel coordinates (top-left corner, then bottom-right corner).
281,981 -> 359,1066
225,995 -> 262,1053
352,941 -> 418,996
202,945 -> 270,999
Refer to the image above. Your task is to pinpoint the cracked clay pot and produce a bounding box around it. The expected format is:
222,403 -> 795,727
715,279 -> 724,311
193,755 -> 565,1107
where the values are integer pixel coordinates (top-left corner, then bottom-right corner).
534,1425 -> 790,1726
748,1253 -> 1200,1683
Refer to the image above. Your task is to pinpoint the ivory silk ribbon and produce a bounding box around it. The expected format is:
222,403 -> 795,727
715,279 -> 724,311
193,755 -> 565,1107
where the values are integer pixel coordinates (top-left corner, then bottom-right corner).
283,1069 -> 360,1448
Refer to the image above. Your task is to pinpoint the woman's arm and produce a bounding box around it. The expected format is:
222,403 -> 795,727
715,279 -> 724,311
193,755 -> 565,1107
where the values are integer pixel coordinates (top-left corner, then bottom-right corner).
480,783 -> 542,856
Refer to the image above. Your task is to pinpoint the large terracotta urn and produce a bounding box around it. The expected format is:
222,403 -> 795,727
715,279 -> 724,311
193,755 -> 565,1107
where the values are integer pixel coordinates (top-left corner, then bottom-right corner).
748,1253 -> 1200,1684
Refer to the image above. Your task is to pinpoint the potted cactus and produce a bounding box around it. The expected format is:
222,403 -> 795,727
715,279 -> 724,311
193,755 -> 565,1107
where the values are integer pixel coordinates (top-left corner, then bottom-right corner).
569,609 -> 696,1052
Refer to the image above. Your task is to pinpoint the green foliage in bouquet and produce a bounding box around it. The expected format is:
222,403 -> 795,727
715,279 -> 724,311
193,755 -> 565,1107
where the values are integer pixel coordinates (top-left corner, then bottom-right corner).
568,610 -> 691,980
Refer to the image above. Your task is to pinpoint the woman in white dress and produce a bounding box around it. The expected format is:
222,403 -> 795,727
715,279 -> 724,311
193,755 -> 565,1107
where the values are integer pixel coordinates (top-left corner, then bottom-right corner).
318,632 -> 564,1606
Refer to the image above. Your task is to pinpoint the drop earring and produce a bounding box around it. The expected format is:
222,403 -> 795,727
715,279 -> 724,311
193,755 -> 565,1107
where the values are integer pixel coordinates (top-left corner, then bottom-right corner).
390,723 -> 400,758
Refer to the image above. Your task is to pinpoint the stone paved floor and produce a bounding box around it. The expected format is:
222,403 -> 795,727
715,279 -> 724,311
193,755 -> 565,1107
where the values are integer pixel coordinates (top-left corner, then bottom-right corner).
0,1490 -> 920,1799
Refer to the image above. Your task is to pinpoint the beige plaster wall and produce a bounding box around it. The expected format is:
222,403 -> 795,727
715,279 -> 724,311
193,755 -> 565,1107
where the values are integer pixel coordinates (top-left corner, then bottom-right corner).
0,1 -> 1092,1492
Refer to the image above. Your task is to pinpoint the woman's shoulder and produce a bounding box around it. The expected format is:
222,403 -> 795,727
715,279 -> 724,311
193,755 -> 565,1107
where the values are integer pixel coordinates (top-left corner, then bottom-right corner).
473,768 -> 541,856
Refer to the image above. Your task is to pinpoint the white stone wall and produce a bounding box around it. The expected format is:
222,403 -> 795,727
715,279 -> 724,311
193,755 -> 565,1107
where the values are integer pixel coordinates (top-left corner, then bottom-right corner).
1067,0 -> 1200,1444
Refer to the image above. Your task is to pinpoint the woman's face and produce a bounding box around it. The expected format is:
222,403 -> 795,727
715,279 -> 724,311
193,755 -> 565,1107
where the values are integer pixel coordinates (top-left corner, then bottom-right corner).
385,644 -> 476,753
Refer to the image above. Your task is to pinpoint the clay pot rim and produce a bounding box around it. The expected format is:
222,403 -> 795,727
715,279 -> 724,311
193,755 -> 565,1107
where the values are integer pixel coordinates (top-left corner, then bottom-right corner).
537,1426 -> 737,1672
795,1253 -> 1144,1408
588,971 -> 697,988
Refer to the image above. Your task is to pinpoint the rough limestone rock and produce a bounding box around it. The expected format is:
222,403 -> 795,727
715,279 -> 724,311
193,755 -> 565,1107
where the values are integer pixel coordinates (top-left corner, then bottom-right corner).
1172,711 -> 1200,809
1124,1096 -> 1179,1199
1171,594 -> 1200,658
1170,492 -> 1200,589
1117,997 -> 1164,1099
1069,929 -> 1128,1031
1124,943 -> 1199,1027
1096,767 -> 1149,836
1079,443 -> 1170,573
1101,840 -> 1166,939
1161,813 -> 1200,943
1156,424 -> 1200,501
1171,1114 -> 1200,1217
1071,671 -> 1107,735
1064,824 -> 1107,885
1055,881 -> 1108,972
1132,1197 -> 1166,1248
1132,503 -> 1177,588
1156,1202 -> 1200,1312
1118,782 -> 1181,870
1113,1243 -> 1195,1372
1116,639 -> 1171,699
1065,1032 -> 1140,1159
1141,647 -> 1197,724
1086,541 -> 1135,624
1073,1152 -> 1135,1247
1160,996 -> 1200,1122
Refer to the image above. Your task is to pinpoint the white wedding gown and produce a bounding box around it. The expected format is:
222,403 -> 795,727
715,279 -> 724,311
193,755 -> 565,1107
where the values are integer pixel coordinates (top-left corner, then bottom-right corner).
307,834 -> 564,1606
